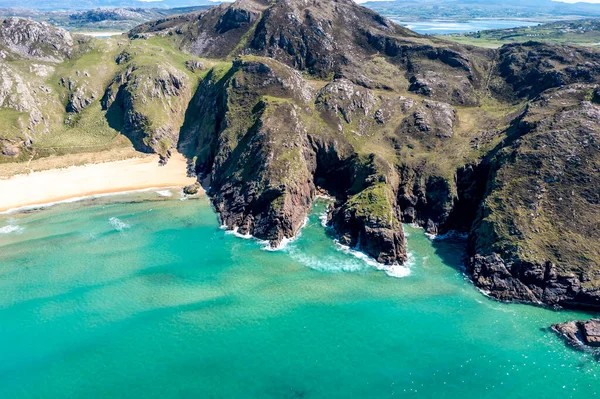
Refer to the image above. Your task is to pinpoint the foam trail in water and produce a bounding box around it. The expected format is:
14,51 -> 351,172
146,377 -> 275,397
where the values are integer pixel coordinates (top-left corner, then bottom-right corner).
109,217 -> 130,232
225,227 -> 253,240
288,249 -> 368,273
155,190 -> 173,197
0,219 -> 23,235
334,241 -> 411,278
0,187 -> 181,215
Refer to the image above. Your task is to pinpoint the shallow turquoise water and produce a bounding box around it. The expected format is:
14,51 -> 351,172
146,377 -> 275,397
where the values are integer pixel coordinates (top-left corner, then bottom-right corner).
0,193 -> 598,398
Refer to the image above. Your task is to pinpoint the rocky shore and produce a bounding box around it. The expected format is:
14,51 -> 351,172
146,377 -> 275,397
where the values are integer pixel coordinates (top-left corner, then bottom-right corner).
552,319 -> 600,349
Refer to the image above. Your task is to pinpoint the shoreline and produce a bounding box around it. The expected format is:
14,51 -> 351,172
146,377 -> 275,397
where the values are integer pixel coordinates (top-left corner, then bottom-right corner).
0,153 -> 198,213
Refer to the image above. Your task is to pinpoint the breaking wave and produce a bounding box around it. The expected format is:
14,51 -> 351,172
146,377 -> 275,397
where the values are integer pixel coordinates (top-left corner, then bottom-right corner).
155,190 -> 173,197
109,217 -> 130,232
334,241 -> 411,278
0,220 -> 23,235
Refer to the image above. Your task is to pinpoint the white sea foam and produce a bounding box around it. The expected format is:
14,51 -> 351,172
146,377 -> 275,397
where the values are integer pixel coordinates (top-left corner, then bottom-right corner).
334,240 -> 411,278
288,250 -> 368,273
155,190 -> 173,197
109,217 -> 130,231
225,227 -> 253,240
0,187 -> 180,215
319,210 -> 330,228
425,230 -> 469,241
262,217 -> 309,251
0,221 -> 22,235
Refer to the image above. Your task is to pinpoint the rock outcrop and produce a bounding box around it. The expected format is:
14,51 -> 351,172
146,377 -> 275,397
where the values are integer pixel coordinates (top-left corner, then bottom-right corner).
552,319 -> 600,348
0,17 -> 73,62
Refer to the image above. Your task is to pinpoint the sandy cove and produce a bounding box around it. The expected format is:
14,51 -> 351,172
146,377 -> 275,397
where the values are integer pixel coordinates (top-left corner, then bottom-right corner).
0,153 -> 198,213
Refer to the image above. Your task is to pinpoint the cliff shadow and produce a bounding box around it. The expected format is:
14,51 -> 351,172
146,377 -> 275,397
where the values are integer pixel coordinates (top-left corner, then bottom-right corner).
430,234 -> 469,273
103,85 -> 152,154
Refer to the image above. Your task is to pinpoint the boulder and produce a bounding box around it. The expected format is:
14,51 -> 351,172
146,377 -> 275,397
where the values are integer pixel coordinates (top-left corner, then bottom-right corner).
552,319 -> 600,348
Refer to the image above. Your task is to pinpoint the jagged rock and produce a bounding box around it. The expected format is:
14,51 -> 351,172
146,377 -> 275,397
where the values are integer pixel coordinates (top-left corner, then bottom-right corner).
315,79 -> 377,124
183,182 -> 201,195
493,42 -> 600,101
0,17 -> 73,62
66,87 -> 94,113
185,59 -> 205,72
1,141 -> 19,157
331,183 -> 407,264
0,63 -> 44,129
553,319 -> 600,348
115,51 -> 131,65
403,100 -> 457,138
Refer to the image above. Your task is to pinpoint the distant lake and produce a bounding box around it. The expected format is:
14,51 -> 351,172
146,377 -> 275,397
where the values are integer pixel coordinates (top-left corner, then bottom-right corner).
391,19 -> 546,34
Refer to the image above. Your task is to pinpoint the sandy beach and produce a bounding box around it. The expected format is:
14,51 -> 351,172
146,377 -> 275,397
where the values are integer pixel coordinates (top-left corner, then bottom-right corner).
0,153 -> 198,213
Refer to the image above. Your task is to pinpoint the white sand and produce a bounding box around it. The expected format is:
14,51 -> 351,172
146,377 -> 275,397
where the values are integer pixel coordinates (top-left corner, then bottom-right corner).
0,153 -> 198,213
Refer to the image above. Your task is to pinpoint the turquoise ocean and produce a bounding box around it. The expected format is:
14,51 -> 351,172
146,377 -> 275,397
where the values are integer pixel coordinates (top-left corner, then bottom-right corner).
0,192 -> 598,398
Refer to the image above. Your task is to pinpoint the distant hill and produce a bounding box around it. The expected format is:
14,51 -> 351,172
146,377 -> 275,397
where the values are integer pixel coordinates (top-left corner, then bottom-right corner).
0,6 -> 211,32
0,0 -> 216,11
364,0 -> 600,20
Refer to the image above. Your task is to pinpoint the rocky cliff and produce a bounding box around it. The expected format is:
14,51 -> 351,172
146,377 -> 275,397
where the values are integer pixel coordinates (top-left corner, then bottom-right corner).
468,85 -> 600,309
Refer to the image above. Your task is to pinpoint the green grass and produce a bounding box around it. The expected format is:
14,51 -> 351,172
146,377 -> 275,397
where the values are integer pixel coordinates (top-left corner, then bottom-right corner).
0,109 -> 28,140
345,182 -> 396,226
33,102 -> 122,148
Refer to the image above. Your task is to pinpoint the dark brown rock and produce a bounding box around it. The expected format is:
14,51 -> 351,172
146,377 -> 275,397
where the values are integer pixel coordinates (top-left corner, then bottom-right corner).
552,319 -> 600,348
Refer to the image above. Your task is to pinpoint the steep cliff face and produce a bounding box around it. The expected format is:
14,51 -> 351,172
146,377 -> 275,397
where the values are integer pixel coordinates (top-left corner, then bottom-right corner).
468,85 -> 600,309
329,155 -> 406,264
179,58 -> 317,246
101,62 -> 191,158
178,58 -> 408,259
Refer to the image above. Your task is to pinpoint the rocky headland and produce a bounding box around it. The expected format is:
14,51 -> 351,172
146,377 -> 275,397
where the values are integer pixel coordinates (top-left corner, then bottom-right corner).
1,0 -> 600,322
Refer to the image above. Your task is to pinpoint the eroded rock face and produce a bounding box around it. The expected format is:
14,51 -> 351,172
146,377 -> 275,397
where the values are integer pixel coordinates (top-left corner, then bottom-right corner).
403,100 -> 457,139
101,62 -> 190,157
180,58 -> 318,248
493,42 -> 600,101
315,79 -> 377,124
66,86 -> 95,113
330,179 -> 407,264
553,319 -> 600,348
213,101 -> 316,247
0,62 -> 45,132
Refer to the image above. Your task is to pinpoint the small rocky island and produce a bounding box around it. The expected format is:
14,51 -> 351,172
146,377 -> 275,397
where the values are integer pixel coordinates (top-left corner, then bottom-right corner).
553,319 -> 600,350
